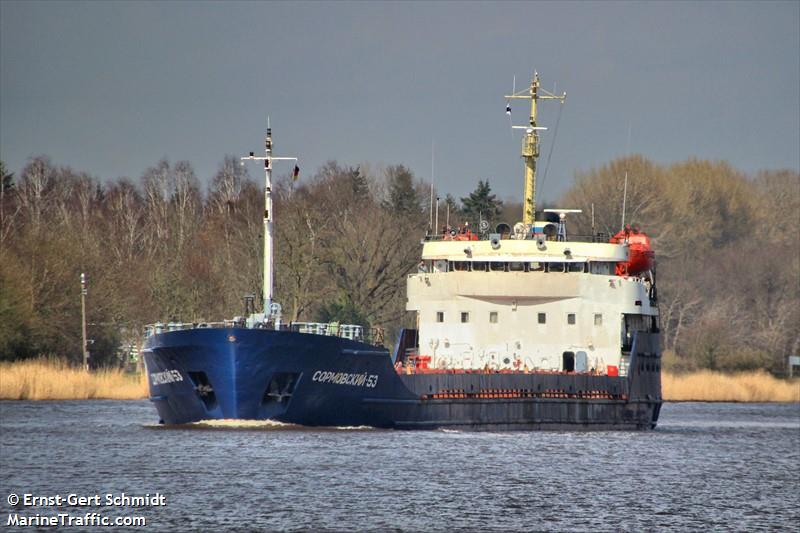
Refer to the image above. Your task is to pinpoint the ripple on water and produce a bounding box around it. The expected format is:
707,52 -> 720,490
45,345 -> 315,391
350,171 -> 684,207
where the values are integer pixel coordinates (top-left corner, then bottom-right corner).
1,400 -> 798,532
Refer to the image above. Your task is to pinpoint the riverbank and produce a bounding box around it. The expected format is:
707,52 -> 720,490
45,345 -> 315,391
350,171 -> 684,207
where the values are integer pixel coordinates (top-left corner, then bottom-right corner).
0,358 -> 147,400
0,359 -> 797,402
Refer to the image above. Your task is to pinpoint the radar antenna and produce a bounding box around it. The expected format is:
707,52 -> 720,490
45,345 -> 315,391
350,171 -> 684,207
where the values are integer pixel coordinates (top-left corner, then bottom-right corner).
505,72 -> 566,228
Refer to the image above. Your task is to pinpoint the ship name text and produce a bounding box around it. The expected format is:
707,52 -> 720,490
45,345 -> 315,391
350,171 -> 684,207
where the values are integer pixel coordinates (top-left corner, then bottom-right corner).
149,370 -> 183,386
312,371 -> 378,388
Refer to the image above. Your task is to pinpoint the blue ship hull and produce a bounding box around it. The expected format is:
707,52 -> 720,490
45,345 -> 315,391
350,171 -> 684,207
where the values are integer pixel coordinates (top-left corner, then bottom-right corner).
143,328 -> 662,430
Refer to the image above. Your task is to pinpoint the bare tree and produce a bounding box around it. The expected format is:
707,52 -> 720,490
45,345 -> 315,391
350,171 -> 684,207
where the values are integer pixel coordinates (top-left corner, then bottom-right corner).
141,159 -> 173,254
17,156 -> 56,234
172,160 -> 201,253
104,179 -> 144,264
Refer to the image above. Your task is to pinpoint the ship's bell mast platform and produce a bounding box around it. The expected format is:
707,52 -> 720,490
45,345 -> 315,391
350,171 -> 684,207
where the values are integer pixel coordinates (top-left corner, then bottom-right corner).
505,72 -> 566,228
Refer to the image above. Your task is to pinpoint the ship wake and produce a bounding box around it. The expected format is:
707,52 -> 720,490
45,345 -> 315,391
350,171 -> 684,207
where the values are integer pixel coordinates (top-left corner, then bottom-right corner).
144,419 -> 380,432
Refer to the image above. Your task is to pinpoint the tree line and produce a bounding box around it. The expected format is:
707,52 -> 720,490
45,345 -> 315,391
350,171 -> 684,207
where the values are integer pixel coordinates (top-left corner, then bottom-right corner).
0,157 -> 432,366
561,156 -> 799,374
0,156 -> 797,374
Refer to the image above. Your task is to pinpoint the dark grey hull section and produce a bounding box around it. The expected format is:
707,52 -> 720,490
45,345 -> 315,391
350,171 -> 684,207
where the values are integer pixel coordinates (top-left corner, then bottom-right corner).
367,331 -> 663,431
363,368 -> 661,431
367,398 -> 660,431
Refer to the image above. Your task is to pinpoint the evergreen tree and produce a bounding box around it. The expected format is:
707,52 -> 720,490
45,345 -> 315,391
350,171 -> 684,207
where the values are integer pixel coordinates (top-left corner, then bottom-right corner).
315,297 -> 370,328
318,161 -> 370,203
347,166 -> 369,199
0,161 -> 13,192
383,164 -> 421,216
443,194 -> 459,212
441,194 -> 461,232
460,180 -> 503,229
0,161 -> 14,244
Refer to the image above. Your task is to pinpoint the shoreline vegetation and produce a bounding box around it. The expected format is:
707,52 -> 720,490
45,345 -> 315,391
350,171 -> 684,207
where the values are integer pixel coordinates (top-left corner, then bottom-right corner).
0,358 -> 147,401
662,370 -> 799,403
1,359 -> 797,403
3,157 -> 798,377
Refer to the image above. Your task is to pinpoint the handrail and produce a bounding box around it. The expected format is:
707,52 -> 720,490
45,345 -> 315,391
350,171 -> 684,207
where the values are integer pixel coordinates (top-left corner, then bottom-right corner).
143,320 -> 385,346
424,233 -> 610,243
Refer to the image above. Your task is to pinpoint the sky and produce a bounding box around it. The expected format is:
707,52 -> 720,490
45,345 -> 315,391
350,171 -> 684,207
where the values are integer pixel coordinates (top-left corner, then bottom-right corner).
1,1 -> 798,203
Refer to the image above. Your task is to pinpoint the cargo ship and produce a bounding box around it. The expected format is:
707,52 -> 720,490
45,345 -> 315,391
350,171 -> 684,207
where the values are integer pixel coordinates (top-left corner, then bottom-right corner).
143,73 -> 662,430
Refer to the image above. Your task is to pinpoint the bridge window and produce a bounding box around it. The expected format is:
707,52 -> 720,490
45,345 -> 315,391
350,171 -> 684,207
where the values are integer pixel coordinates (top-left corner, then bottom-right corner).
509,262 -> 525,272
529,262 -> 544,272
594,313 -> 603,326
461,312 -> 470,323
547,262 -> 565,273
452,261 -> 469,272
436,311 -> 444,323
590,262 -> 614,275
472,261 -> 489,272
489,311 -> 498,323
538,313 -> 546,324
567,313 -> 576,325
490,262 -> 506,272
568,263 -> 586,273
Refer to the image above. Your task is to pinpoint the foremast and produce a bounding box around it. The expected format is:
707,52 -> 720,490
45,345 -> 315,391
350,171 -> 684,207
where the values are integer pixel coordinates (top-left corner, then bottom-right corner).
241,124 -> 297,321
505,73 -> 566,227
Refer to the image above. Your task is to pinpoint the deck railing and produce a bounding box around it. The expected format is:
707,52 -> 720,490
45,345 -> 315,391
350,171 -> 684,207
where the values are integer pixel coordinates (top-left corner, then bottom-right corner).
144,320 -> 385,346
423,233 -> 610,243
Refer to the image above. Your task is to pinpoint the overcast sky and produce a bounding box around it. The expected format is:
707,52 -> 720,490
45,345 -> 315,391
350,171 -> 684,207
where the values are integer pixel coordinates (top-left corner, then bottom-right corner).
1,1 -> 798,203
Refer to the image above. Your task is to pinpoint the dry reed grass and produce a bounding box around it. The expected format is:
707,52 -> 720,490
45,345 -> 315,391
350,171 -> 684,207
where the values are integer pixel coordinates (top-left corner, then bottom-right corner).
1,359 -> 798,402
0,357 -> 148,400
663,370 -> 800,402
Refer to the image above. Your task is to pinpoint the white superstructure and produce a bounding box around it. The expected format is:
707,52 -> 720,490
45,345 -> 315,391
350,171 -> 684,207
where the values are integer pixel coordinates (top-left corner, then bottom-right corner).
403,72 -> 658,378
406,229 -> 657,376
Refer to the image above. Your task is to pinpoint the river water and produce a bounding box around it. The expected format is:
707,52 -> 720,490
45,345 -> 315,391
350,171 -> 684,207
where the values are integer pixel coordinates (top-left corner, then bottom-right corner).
1,401 -> 798,532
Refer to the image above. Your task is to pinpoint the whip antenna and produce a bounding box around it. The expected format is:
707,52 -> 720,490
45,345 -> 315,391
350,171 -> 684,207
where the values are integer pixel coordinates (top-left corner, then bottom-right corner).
621,121 -> 632,231
508,76 -> 516,137
539,98 -> 565,196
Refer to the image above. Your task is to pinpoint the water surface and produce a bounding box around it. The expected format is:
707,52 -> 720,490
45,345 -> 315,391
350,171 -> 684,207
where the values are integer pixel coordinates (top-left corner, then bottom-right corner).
1,401 -> 798,532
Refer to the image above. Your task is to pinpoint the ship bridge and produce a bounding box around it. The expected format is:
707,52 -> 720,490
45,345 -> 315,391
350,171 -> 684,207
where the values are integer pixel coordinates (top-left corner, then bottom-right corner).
419,236 -> 628,272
